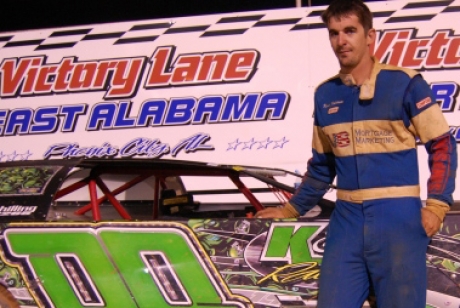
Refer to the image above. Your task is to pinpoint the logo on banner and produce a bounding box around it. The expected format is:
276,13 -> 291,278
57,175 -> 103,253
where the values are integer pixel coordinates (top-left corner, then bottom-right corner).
0,46 -> 260,99
43,133 -> 214,159
0,92 -> 290,137
371,29 -> 460,70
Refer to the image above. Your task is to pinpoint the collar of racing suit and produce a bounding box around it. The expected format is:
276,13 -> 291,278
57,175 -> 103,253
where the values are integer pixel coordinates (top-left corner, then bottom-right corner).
338,56 -> 382,101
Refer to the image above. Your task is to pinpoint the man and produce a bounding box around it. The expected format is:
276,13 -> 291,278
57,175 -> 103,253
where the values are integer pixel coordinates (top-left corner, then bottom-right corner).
255,0 -> 457,307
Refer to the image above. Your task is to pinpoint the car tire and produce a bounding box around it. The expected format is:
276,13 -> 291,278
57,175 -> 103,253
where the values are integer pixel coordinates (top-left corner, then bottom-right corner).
0,285 -> 19,308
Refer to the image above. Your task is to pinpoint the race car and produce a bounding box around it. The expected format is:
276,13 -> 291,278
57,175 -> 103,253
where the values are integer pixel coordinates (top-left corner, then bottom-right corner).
0,158 -> 457,308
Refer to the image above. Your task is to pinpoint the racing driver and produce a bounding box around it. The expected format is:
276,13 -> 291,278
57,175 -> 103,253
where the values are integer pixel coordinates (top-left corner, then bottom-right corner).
255,0 -> 458,307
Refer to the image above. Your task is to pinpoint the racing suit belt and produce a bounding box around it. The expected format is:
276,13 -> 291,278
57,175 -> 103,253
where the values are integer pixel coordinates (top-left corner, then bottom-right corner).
336,185 -> 420,203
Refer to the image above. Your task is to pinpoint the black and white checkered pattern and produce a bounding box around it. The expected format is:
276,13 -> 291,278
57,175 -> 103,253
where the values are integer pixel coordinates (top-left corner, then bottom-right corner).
0,0 -> 459,51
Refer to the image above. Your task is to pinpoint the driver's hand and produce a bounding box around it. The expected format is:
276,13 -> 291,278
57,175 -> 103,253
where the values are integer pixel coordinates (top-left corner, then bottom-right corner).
254,202 -> 300,219
422,199 -> 449,237
421,208 -> 441,237
254,207 -> 287,219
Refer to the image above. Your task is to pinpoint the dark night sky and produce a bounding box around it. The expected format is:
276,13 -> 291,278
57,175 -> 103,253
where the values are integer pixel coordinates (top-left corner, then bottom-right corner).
0,0 -> 386,33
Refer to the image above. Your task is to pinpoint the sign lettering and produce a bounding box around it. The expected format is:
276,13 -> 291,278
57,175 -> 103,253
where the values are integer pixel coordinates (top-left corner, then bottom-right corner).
261,222 -> 327,264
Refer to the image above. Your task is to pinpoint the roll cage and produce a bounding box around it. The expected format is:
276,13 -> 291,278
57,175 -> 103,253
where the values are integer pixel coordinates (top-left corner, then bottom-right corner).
0,158 -> 299,222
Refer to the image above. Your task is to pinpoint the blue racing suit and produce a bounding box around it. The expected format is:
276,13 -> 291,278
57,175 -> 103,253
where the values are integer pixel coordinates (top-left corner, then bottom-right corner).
289,58 -> 457,308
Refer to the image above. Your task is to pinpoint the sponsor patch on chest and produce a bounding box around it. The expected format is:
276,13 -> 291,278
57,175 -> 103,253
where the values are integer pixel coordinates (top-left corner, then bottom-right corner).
328,107 -> 339,114
332,131 -> 350,147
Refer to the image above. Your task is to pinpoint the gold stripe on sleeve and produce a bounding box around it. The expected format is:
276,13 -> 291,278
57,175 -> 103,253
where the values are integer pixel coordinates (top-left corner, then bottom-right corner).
411,104 -> 450,143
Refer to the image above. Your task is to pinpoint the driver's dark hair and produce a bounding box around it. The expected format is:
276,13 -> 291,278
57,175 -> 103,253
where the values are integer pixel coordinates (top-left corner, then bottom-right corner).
321,0 -> 373,32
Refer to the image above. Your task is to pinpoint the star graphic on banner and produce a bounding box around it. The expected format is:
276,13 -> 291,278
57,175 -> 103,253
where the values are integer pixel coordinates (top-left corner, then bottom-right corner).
257,138 -> 273,149
227,139 -> 242,151
242,138 -> 256,150
273,137 -> 289,149
19,150 -> 33,160
6,151 -> 18,161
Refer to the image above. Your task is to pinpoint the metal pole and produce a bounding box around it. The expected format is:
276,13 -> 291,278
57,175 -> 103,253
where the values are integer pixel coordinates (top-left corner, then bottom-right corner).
296,0 -> 302,7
